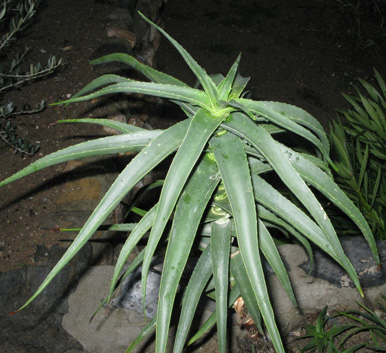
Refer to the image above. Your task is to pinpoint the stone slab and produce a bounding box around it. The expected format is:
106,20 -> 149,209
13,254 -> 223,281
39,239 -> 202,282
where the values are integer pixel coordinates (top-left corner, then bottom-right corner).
62,241 -> 386,351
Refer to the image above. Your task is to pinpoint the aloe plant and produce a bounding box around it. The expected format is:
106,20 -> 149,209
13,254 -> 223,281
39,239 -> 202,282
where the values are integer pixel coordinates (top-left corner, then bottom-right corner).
0,13 -> 380,353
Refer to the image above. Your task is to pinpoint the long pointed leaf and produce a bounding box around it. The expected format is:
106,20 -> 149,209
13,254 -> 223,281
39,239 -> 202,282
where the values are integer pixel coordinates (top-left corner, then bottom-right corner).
67,74 -> 133,101
0,130 -> 162,187
217,54 -> 241,100
279,144 -> 379,264
174,245 -> 213,352
230,250 -> 263,335
57,118 -> 145,134
141,109 -> 224,337
13,120 -> 189,311
88,53 -> 197,115
108,204 -> 157,303
252,174 -> 341,260
90,53 -> 188,87
236,99 -> 330,159
155,155 -> 219,353
210,132 -> 285,353
138,12 -> 218,106
55,81 -> 211,111
187,284 -> 241,346
258,220 -> 298,307
211,217 -> 231,353
223,113 -> 363,296
229,72 -> 250,100
125,316 -> 156,353
212,177 -> 307,303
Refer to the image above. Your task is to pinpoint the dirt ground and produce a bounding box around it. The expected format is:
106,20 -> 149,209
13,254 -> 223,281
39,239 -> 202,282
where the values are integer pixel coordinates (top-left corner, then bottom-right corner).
0,0 -> 386,273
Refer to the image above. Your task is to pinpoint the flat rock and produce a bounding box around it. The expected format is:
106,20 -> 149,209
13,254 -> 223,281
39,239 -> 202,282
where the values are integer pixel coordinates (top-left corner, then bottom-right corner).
62,240 -> 386,351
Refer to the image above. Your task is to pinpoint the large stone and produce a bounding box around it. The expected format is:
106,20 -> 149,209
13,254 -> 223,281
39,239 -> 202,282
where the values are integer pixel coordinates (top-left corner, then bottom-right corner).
62,239 -> 386,351
266,238 -> 386,334
62,265 -> 244,353
0,245 -> 92,353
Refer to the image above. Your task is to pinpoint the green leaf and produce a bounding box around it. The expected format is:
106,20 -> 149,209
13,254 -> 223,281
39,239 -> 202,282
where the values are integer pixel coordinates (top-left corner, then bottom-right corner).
13,119 -> 189,311
230,250 -> 263,335
108,205 -> 157,303
341,344 -> 366,353
141,109 -> 223,340
57,118 -> 145,134
343,93 -> 367,117
330,120 -> 352,173
217,54 -> 241,100
89,53 -> 197,115
223,113 -> 363,296
65,74 -> 133,101
279,144 -> 379,264
374,68 -> 386,98
138,12 -> 219,107
359,77 -> 383,103
155,155 -> 219,353
187,283 -> 241,346
125,317 -> 156,353
255,204 -> 314,271
370,164 -> 382,209
90,53 -> 188,87
212,181 -> 301,306
211,217 -> 231,353
90,248 -> 145,322
238,100 -> 330,159
55,81 -> 212,111
210,131 -> 285,353
228,73 -> 250,100
315,306 -> 328,333
0,130 -> 162,187
174,245 -> 213,351
258,220 -> 297,307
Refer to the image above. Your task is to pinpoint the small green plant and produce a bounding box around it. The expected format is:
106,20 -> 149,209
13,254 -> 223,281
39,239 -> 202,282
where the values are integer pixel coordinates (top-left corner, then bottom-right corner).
298,306 -> 360,353
1,13 -> 380,353
329,69 -> 386,239
299,295 -> 386,352
0,0 -> 61,156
